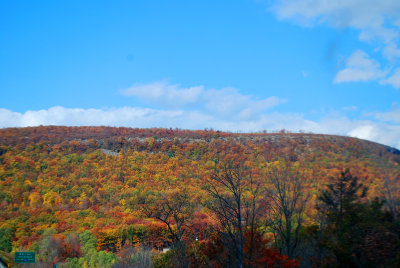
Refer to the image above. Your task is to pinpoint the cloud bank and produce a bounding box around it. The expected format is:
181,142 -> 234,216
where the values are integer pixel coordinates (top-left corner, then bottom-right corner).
1,107 -> 400,149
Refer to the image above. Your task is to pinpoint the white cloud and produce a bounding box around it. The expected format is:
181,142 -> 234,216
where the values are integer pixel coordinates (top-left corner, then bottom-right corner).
273,0 -> 400,86
120,81 -> 203,107
381,67 -> 400,88
334,50 -> 387,83
121,81 -> 285,119
383,42 -> 400,62
274,0 -> 400,43
348,125 -> 376,140
347,122 -> 400,149
374,106 -> 400,123
2,106 -> 400,149
0,107 -> 202,129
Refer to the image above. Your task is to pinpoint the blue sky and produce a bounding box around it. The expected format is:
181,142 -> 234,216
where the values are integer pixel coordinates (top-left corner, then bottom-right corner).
1,0 -> 400,148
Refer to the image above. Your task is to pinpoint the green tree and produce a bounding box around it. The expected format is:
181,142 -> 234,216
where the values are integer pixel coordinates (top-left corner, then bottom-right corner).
0,228 -> 12,252
79,230 -> 97,254
68,231 -> 116,268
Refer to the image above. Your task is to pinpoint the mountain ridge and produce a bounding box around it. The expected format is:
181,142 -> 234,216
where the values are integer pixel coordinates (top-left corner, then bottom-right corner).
1,125 -> 399,154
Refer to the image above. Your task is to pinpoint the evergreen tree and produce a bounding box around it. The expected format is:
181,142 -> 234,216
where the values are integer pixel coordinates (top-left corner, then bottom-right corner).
318,170 -> 399,267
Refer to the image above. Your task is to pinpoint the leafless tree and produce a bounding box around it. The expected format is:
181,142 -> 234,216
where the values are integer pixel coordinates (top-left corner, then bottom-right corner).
206,160 -> 265,268
382,174 -> 399,219
138,188 -> 194,268
266,161 -> 309,259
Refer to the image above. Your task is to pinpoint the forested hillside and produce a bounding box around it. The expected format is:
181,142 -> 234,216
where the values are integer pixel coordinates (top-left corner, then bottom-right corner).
1,126 -> 400,267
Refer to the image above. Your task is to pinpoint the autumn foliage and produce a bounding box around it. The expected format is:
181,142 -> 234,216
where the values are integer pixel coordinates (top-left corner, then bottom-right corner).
1,126 -> 400,267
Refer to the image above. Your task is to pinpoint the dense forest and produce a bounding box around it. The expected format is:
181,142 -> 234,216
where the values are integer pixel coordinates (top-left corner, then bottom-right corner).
1,126 -> 400,267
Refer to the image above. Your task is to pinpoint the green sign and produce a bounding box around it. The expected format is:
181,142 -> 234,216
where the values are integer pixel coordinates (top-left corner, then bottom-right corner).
15,252 -> 36,263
